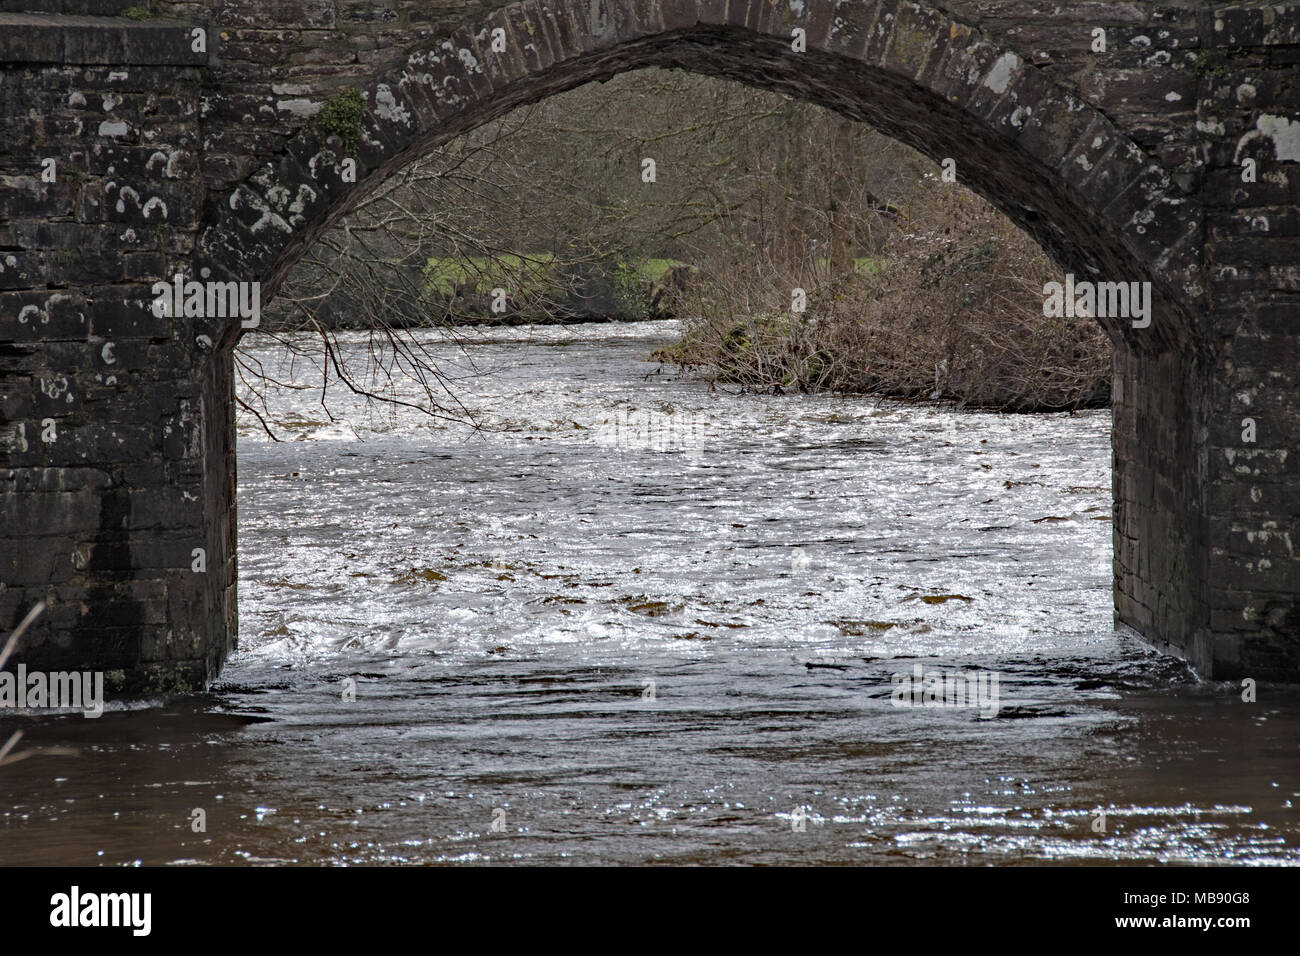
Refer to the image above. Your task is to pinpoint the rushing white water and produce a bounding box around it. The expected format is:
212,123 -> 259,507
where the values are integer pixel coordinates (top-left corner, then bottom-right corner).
236,320 -> 1119,666
2,320 -> 1296,866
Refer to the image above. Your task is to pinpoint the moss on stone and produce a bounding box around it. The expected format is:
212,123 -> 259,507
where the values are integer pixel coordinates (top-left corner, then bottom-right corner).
120,6 -> 154,20
890,21 -> 932,75
314,88 -> 365,152
1191,52 -> 1229,80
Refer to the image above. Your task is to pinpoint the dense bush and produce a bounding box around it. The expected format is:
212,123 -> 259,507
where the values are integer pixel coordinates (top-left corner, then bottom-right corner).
657,179 -> 1112,412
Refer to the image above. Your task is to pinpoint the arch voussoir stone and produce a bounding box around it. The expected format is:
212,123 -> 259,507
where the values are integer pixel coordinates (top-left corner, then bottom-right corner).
819,0 -> 889,58
470,19 -> 524,90
537,0 -> 593,63
1017,92 -> 1099,179
419,40 -> 487,118
861,2 -> 909,63
929,38 -> 1014,115
445,29 -> 498,102
882,1 -> 956,80
506,1 -> 561,69
544,0 -> 599,57
688,0 -> 731,30
608,0 -> 668,43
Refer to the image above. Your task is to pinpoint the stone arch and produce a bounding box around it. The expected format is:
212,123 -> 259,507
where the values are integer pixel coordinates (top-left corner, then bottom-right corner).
178,0 -> 1235,682
194,0 -> 1206,359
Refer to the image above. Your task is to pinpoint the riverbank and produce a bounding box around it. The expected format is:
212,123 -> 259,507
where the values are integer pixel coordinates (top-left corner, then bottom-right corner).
261,257 -> 693,331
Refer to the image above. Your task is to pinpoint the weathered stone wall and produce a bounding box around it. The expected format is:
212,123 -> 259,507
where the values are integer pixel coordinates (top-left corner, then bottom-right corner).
1201,10 -> 1300,678
0,14 -> 223,693
2,0 -> 1298,689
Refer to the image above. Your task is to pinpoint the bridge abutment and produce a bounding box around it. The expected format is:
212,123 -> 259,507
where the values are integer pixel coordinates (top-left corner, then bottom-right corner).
0,13 -> 227,693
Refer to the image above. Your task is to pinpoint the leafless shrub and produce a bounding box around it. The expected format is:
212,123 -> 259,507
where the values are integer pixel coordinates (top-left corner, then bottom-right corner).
663,178 -> 1112,411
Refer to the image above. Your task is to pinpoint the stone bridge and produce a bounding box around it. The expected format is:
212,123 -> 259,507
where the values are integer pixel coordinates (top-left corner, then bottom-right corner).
1,0 -> 1298,692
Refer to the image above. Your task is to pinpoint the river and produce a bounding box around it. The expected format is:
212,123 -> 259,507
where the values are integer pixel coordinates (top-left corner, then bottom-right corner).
2,320 -> 1296,865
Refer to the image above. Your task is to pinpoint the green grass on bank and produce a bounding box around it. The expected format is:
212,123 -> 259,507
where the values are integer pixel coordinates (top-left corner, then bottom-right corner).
636,258 -> 685,283
423,255 -> 688,298
424,254 -> 561,297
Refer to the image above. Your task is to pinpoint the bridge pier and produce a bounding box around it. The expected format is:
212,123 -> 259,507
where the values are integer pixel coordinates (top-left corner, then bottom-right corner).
2,0 -> 1298,691
0,10 -> 231,694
